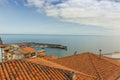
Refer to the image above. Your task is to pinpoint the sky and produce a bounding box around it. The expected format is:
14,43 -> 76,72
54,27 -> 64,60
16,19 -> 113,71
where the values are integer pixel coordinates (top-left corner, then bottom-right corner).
0,0 -> 120,35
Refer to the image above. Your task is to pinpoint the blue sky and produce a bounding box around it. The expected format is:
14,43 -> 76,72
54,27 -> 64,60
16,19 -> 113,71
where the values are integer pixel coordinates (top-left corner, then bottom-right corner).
0,0 -> 120,35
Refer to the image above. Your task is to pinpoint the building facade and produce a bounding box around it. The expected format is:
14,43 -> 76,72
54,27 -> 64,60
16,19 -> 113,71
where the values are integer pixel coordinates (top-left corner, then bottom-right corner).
103,52 -> 120,60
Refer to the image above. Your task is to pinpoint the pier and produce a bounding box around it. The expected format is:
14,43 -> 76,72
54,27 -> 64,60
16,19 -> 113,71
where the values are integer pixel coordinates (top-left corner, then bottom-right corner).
12,42 -> 67,50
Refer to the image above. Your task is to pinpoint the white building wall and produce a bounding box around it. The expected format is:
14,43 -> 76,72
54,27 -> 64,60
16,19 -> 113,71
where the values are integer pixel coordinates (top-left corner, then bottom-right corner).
104,54 -> 120,59
104,55 -> 112,58
0,48 -> 4,62
13,54 -> 25,59
0,48 -> 2,62
112,54 -> 120,58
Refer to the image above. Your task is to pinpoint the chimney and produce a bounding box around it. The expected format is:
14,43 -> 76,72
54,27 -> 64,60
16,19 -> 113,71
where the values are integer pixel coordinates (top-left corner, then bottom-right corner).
70,72 -> 76,80
99,49 -> 102,58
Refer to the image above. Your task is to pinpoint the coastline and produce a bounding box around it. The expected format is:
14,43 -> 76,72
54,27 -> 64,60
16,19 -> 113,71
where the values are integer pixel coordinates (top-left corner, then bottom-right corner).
7,42 -> 67,50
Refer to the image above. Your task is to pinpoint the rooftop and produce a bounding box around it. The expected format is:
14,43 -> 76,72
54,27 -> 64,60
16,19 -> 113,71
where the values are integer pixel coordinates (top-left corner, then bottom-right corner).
24,57 -> 97,80
18,47 -> 36,54
43,55 -> 59,60
0,58 -> 97,80
52,52 -> 120,80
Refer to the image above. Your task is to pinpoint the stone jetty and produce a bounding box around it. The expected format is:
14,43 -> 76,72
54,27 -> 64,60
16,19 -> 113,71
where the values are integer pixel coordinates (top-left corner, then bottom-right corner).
13,42 -> 67,50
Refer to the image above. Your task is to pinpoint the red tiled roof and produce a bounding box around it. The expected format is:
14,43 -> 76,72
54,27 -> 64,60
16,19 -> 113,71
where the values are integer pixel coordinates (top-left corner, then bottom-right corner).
43,55 -> 59,60
0,58 -> 96,80
0,45 -> 6,48
0,60 -> 71,80
24,58 -> 97,80
18,47 -> 36,54
52,52 -> 120,80
4,47 -> 9,51
24,58 -> 79,72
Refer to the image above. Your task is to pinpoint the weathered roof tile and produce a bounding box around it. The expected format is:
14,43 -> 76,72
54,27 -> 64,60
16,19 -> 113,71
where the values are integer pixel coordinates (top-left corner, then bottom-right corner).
0,58 -> 96,80
52,52 -> 120,80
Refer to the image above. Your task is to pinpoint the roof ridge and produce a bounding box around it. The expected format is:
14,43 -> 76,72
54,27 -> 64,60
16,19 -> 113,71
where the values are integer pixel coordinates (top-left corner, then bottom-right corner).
22,60 -> 71,73
24,58 -> 96,78
88,53 -> 103,79
24,58 -> 79,72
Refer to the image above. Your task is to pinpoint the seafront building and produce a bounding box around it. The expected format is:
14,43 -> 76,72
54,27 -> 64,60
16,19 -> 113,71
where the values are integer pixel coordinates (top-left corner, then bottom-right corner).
4,46 -> 37,60
0,45 -> 4,62
0,37 -> 46,61
0,37 -> 4,61
0,37 -> 55,61
103,52 -> 120,60
3,45 -> 48,61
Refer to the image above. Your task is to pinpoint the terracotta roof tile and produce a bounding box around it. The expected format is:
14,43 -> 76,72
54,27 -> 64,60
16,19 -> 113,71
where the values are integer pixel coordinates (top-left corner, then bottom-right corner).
43,55 -> 59,60
24,57 -> 97,80
0,58 -> 97,80
4,47 -> 9,51
0,45 -> 6,48
52,52 -> 120,80
0,60 -> 71,80
18,47 -> 36,54
24,57 -> 79,72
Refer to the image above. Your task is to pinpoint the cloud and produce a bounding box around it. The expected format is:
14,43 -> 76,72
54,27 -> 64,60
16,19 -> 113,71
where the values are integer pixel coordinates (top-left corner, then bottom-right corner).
26,0 -> 120,30
0,0 -> 119,30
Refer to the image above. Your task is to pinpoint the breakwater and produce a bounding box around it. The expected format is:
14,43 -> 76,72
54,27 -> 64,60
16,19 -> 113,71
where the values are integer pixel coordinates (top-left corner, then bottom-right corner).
13,42 -> 67,50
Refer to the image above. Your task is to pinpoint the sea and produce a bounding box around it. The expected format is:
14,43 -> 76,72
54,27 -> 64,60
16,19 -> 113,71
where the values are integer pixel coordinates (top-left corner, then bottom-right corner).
1,34 -> 120,57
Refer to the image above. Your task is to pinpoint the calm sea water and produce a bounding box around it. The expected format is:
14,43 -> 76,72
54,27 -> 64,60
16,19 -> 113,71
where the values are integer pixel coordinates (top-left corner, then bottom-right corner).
1,34 -> 120,57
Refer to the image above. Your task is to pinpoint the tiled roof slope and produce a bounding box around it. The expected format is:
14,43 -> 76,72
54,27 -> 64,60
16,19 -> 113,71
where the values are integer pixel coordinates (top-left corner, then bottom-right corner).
25,58 -> 97,80
52,52 -> 120,80
0,60 -> 72,80
24,58 -> 77,72
0,59 -> 97,80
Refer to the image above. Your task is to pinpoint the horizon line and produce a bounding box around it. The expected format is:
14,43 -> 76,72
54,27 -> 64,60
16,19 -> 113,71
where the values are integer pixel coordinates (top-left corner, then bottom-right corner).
0,34 -> 118,36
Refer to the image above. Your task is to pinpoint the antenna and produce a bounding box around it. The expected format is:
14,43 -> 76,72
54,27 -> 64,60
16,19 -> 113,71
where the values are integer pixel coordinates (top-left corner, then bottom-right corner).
74,51 -> 77,55
99,49 -> 102,58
